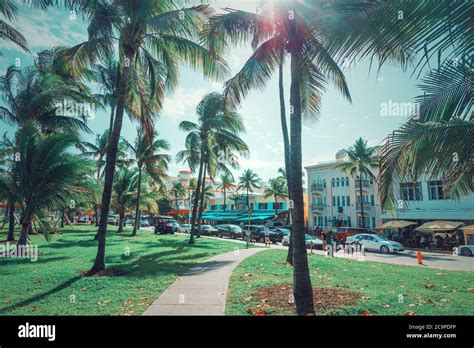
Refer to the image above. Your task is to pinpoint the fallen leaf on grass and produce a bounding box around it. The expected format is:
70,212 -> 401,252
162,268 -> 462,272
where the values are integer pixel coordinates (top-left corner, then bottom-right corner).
405,311 -> 415,316
30,306 -> 39,311
244,273 -> 255,277
33,279 -> 42,284
362,311 -> 371,316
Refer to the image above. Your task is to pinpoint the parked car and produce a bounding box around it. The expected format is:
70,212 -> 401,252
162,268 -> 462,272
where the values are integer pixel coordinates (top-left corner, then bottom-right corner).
199,225 -> 218,236
265,220 -> 284,228
346,234 -> 404,254
216,224 -> 243,239
154,216 -> 176,235
282,233 -> 323,249
332,227 -> 375,242
242,225 -> 279,243
140,220 -> 150,227
78,216 -> 90,223
107,216 -> 118,225
454,245 -> 474,257
270,227 -> 291,242
179,224 -> 191,233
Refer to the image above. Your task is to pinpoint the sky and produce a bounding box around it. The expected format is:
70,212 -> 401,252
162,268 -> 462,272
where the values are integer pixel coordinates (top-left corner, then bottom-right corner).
0,1 -> 421,183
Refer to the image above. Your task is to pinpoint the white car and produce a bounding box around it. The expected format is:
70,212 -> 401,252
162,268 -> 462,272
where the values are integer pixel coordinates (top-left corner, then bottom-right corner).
282,234 -> 323,249
454,245 -> 474,257
346,234 -> 404,254
179,224 -> 191,234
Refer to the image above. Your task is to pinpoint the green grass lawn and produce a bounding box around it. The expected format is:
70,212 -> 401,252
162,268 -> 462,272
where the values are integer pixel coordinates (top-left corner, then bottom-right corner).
226,249 -> 474,316
0,225 -> 247,316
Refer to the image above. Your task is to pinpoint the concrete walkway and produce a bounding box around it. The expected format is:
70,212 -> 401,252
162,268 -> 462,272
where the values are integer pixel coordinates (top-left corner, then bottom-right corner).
143,247 -> 265,315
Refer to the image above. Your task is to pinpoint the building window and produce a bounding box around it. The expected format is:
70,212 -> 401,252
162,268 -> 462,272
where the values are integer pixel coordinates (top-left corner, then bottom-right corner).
210,205 -> 217,210
332,179 -> 335,187
341,179 -> 345,187
428,181 -> 447,200
230,204 -> 234,210
370,195 -> 374,206
323,179 -> 326,188
336,178 -> 340,187
258,203 -> 268,210
346,177 -> 349,186
347,216 -> 351,227
332,196 -> 336,206
337,196 -> 341,207
274,202 -> 283,210
400,182 -> 423,201
341,196 -> 345,207
250,203 -> 254,209
324,216 -> 327,226
372,217 -> 376,228
347,195 -> 350,206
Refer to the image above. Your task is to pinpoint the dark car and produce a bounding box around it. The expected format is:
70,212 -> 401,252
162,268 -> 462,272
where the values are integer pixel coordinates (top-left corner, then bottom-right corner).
270,227 -> 291,242
198,225 -> 218,236
242,225 -> 279,243
216,224 -> 243,239
154,216 -> 176,235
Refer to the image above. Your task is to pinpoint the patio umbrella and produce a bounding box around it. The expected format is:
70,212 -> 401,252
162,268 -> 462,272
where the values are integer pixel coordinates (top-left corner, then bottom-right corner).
375,220 -> 417,230
459,225 -> 474,231
415,220 -> 464,232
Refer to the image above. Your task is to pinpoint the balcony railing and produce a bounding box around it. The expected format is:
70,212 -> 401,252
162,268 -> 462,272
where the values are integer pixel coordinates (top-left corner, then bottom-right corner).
355,179 -> 370,188
311,203 -> 325,211
356,202 -> 372,210
311,183 -> 325,191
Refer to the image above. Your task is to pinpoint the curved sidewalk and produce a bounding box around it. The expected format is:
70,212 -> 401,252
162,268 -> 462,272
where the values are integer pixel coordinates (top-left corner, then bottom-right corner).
143,247 -> 265,315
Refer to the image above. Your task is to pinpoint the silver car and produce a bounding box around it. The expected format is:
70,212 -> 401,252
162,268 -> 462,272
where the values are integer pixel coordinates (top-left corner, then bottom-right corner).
346,234 -> 404,254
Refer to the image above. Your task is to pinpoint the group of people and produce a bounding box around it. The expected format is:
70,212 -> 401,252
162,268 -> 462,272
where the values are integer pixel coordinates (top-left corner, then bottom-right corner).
385,230 -> 463,250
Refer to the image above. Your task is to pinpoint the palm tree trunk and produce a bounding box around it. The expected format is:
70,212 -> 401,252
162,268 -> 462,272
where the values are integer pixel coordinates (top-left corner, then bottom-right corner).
107,104 -> 116,137
131,167 -> 142,236
280,59 -> 294,265
274,195 -> 278,215
94,204 -> 99,227
189,145 -> 205,244
290,50 -> 314,315
359,171 -> 365,228
196,164 -> 207,232
7,201 -> 15,241
117,212 -> 124,233
246,188 -> 250,210
17,219 -> 29,247
223,188 -> 226,211
88,52 -> 133,275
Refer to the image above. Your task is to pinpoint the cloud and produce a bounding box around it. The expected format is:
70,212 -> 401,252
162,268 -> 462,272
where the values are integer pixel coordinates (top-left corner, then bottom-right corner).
161,87 -> 210,119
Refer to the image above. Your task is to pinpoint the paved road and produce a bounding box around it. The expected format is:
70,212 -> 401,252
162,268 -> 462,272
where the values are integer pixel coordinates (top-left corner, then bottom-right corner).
143,247 -> 265,315
143,228 -> 473,272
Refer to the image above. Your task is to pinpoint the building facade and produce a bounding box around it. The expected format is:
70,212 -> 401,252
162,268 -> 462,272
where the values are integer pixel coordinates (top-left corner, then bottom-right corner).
306,154 -> 474,231
305,155 -> 382,230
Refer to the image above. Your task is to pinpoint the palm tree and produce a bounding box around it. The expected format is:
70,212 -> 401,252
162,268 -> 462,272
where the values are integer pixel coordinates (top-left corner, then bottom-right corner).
0,0 -> 29,53
111,168 -> 138,233
0,125 -> 90,247
264,178 -> 288,215
379,60 -> 473,209
0,133 -> 15,241
217,172 -> 235,211
124,128 -> 170,236
237,169 -> 261,210
81,130 -> 110,180
171,180 -> 187,211
177,92 -> 248,243
66,1 -> 228,274
336,138 -> 378,228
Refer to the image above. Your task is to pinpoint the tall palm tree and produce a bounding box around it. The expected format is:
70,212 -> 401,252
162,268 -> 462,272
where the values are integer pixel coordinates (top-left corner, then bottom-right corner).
379,61 -> 473,209
66,0 -> 228,274
264,178 -> 288,215
171,180 -> 187,211
177,92 -> 248,243
124,128 -> 170,236
81,130 -> 110,180
336,138 -> 378,228
111,168 -> 138,233
206,2 -> 362,315
0,132 -> 15,241
0,125 -> 90,247
217,172 -> 235,211
0,0 -> 29,53
237,169 -> 261,210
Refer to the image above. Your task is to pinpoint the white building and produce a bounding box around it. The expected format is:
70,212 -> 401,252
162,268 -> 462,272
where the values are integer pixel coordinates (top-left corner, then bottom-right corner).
306,154 -> 474,230
305,154 -> 382,230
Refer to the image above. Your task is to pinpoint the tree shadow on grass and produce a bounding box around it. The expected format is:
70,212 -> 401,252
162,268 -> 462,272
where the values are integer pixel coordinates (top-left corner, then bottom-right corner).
0,276 -> 81,314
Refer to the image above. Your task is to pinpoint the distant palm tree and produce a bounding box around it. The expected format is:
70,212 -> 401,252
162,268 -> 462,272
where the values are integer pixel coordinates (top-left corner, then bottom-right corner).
237,169 -> 261,210
124,129 -> 170,236
0,125 -> 90,247
0,133 -> 15,241
336,138 -> 378,228
217,173 -> 235,211
264,178 -> 288,215
81,130 -> 110,180
177,92 -> 248,243
171,181 -> 187,211
111,168 -> 138,233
